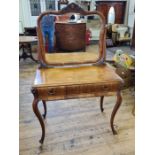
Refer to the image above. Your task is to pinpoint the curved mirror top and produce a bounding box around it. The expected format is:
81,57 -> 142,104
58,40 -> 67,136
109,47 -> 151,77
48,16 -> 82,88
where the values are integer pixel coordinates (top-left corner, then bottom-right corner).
37,3 -> 106,66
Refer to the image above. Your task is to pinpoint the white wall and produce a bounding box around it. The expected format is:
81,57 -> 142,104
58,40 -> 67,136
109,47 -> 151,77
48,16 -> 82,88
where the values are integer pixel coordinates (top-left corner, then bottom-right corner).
128,0 -> 135,27
19,0 -> 31,31
127,0 -> 135,36
19,0 -> 58,29
19,1 -> 24,33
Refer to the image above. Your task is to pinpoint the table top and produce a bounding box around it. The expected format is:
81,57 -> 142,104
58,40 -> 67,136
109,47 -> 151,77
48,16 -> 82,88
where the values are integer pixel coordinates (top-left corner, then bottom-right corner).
33,64 -> 123,88
19,36 -> 38,43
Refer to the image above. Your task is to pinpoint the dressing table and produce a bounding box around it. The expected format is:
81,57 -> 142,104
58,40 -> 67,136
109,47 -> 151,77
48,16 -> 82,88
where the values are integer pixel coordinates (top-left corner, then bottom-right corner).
31,3 -> 124,144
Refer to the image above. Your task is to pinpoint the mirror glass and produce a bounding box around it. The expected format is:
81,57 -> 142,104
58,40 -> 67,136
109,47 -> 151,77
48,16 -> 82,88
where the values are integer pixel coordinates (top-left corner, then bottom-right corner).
108,6 -> 115,24
40,13 -> 102,64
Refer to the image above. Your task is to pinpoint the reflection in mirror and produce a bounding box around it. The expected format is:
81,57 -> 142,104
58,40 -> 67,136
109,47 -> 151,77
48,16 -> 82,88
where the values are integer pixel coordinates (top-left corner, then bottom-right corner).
40,13 -> 102,64
108,6 -> 115,24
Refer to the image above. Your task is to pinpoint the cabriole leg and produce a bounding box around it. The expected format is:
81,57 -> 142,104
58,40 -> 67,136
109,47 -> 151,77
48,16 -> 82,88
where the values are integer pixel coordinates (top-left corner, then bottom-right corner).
42,100 -> 47,119
100,96 -> 104,112
110,91 -> 122,134
32,98 -> 45,144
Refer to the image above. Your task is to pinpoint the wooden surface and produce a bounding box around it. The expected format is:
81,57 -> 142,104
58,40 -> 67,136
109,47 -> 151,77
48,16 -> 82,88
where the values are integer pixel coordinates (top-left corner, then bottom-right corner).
45,52 -> 99,64
32,64 -> 124,105
96,1 -> 126,24
20,62 -> 135,155
55,22 -> 86,51
19,36 -> 38,43
33,64 -> 123,87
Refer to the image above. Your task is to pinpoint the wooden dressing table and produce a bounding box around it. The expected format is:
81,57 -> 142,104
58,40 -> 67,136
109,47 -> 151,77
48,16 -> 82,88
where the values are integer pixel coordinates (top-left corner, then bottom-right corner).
31,3 -> 124,144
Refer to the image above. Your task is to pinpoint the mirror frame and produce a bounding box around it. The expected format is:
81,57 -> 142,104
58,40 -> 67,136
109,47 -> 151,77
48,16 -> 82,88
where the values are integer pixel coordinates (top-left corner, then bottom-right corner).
37,3 -> 106,67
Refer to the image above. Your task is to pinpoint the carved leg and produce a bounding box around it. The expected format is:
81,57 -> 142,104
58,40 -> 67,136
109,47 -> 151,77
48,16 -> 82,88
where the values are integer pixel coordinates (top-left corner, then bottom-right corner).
100,96 -> 104,112
42,100 -> 47,119
110,91 -> 122,135
32,98 -> 45,144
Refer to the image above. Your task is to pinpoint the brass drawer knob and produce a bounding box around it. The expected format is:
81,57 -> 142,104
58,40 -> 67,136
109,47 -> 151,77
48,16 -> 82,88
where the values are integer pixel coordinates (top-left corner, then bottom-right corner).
48,89 -> 55,95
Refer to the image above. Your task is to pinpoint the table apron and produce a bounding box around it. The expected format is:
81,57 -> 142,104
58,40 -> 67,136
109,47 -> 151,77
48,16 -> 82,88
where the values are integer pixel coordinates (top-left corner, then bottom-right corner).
34,83 -> 121,101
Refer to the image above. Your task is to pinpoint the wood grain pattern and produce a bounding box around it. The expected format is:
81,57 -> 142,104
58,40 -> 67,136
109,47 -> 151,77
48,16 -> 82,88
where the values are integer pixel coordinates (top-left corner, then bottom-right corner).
33,64 -> 123,87
45,52 -> 99,65
96,1 -> 126,24
55,22 -> 86,51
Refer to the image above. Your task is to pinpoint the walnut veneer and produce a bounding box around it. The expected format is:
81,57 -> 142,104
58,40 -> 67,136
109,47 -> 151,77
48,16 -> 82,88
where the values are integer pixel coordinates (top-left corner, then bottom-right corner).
31,3 -> 124,144
33,65 -> 123,101
45,52 -> 99,65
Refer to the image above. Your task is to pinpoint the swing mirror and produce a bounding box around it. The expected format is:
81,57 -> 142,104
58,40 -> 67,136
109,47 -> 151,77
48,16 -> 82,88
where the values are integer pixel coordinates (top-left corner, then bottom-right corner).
37,3 -> 106,66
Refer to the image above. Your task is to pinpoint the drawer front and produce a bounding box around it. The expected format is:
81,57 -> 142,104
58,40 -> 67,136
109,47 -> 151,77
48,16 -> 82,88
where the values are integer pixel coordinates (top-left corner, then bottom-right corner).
36,83 -> 119,100
66,83 -> 119,98
37,86 -> 65,100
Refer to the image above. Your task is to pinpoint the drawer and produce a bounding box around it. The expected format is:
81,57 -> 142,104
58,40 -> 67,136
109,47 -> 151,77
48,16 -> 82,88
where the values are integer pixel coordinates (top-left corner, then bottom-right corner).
36,83 -> 120,100
37,86 -> 65,100
66,83 -> 118,98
